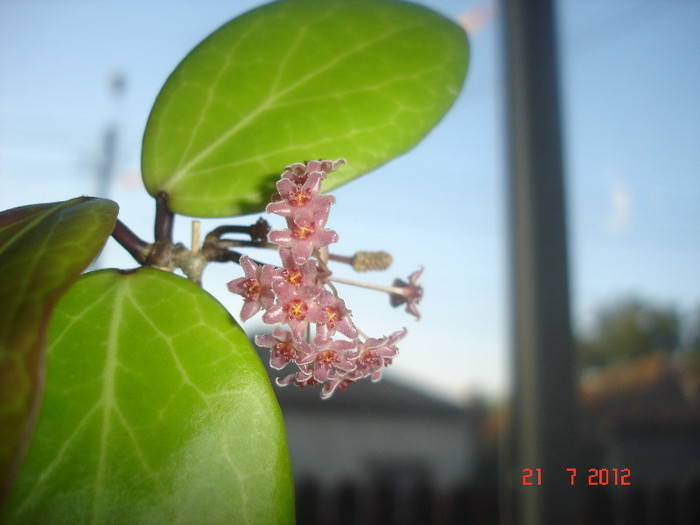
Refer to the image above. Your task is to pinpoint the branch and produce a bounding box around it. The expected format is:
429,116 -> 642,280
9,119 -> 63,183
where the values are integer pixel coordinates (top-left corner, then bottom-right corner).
205,218 -> 271,246
111,220 -> 150,264
154,192 -> 174,242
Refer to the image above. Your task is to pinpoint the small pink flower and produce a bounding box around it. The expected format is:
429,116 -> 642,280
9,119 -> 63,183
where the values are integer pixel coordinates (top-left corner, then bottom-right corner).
266,171 -> 335,226
226,255 -> 275,321
313,290 -> 358,342
268,218 -> 339,265
306,158 -> 346,176
297,337 -> 357,382
390,266 -> 424,320
276,364 -> 319,388
256,327 -> 311,370
320,369 -> 364,399
280,158 -> 346,186
279,163 -> 317,186
354,328 -> 406,381
263,280 -> 322,340
275,248 -> 319,290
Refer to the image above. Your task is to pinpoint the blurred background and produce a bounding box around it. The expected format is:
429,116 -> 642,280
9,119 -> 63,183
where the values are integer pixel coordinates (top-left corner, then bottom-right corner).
1,0 -> 699,523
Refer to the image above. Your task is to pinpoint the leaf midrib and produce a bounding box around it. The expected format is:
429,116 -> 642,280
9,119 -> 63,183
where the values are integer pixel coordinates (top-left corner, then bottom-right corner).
91,277 -> 126,523
161,19 -> 423,191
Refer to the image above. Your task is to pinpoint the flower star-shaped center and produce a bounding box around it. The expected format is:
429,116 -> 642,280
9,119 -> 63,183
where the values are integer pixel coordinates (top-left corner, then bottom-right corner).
359,349 -> 378,364
273,342 -> 297,363
289,188 -> 311,207
324,307 -> 341,327
292,222 -> 315,241
283,268 -> 303,286
242,278 -> 261,300
284,299 -> 308,320
317,349 -> 337,368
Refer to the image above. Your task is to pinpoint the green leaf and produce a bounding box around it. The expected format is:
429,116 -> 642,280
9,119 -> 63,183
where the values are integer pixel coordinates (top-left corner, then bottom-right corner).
0,197 -> 118,507
2,268 -> 294,525
142,0 -> 469,217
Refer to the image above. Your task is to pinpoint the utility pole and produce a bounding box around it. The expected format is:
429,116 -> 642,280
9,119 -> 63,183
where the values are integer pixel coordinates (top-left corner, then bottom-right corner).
501,1 -> 581,524
93,72 -> 126,269
96,72 -> 126,199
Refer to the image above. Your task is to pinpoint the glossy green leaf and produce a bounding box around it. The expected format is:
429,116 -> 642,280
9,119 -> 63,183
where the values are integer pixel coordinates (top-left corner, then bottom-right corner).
142,0 -> 469,217
2,268 -> 294,525
0,197 -> 118,506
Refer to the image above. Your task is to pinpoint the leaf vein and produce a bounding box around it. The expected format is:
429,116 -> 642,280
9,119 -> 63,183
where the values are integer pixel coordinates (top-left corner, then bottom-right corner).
163,20 -> 424,188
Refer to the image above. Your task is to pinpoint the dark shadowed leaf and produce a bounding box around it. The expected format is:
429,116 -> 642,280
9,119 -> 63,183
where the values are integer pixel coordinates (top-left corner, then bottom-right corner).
142,0 -> 469,217
2,268 -> 294,525
0,197 -> 118,507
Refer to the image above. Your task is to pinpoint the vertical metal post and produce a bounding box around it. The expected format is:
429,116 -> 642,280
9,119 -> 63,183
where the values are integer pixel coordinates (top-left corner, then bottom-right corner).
96,72 -> 126,199
501,0 -> 580,524
90,73 -> 126,269
96,125 -> 117,198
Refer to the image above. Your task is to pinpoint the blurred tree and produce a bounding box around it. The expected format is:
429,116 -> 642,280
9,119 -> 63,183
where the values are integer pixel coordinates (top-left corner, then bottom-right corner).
577,298 -> 680,371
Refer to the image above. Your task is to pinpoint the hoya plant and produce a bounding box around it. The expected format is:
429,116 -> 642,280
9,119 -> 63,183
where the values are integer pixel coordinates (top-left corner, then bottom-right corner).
0,0 -> 468,523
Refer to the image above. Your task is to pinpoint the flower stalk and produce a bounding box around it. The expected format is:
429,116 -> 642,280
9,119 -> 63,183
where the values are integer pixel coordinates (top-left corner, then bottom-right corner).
327,275 -> 406,296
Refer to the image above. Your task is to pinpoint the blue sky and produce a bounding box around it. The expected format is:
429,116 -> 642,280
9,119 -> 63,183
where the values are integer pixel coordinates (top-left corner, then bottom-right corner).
1,0 -> 699,403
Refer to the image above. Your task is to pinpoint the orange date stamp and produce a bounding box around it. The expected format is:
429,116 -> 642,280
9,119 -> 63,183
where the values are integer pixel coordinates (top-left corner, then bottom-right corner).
522,468 -> 631,486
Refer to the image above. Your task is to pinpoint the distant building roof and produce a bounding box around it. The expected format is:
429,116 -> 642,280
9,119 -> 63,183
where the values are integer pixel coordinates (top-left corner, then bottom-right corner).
254,345 -> 468,418
272,374 -> 467,418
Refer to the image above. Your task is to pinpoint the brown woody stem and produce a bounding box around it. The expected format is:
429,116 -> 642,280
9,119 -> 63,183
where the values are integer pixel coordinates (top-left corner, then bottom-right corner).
154,192 -> 174,242
112,220 -> 150,264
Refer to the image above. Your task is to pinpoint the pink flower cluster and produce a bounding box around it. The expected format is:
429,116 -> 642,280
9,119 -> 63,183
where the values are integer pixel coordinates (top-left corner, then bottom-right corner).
227,159 -> 406,399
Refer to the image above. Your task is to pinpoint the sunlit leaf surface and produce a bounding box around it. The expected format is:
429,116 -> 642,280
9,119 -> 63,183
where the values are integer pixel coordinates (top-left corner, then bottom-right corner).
142,0 -> 469,217
2,268 -> 294,525
0,197 -> 118,507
